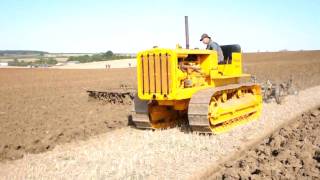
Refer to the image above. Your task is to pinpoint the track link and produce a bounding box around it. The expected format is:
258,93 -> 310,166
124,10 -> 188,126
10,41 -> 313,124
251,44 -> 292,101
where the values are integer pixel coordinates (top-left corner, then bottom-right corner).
188,82 -> 261,133
130,94 -> 153,129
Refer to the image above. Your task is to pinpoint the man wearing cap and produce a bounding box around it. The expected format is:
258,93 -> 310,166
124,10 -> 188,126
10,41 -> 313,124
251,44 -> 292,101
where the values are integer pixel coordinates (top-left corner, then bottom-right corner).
200,33 -> 224,63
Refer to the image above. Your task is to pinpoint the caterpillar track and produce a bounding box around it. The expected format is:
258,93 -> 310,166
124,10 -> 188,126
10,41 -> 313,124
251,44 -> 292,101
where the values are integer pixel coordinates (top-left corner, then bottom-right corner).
188,83 -> 262,134
130,96 -> 153,129
130,83 -> 262,134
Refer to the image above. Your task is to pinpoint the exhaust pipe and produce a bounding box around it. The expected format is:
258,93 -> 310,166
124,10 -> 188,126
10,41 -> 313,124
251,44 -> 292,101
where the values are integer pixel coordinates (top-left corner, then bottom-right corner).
185,16 -> 189,49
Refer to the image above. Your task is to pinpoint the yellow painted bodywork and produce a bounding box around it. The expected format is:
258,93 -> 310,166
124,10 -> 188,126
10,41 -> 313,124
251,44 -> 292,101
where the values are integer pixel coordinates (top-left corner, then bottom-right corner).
137,48 -> 250,101
207,85 -> 262,133
135,47 -> 262,133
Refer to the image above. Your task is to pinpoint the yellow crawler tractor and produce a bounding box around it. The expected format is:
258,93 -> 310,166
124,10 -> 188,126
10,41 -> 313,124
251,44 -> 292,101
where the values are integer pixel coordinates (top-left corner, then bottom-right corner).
131,17 -> 262,134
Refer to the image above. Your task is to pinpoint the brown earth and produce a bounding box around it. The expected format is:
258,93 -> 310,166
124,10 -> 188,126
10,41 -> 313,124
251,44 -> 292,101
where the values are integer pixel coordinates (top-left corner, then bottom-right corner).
0,68 -> 135,161
210,108 -> 320,179
0,50 -> 319,162
243,50 -> 320,90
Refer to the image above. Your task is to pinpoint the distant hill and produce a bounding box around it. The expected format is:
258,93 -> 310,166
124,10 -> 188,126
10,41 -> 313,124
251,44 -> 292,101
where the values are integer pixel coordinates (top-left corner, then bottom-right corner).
0,50 -> 48,56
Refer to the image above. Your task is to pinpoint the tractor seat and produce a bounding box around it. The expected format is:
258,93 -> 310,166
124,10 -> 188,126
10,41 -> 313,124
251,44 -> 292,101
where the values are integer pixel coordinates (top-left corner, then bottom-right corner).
220,44 -> 241,64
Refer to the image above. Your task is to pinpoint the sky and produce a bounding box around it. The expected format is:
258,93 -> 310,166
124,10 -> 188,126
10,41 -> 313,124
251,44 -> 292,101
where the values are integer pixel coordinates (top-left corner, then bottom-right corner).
0,0 -> 319,53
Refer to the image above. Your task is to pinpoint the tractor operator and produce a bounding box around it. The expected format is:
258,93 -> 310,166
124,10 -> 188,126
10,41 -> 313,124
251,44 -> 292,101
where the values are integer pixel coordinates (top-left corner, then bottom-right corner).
200,33 -> 224,63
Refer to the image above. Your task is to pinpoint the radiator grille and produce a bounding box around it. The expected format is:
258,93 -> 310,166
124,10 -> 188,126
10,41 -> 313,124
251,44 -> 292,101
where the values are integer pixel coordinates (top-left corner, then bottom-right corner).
140,53 -> 171,95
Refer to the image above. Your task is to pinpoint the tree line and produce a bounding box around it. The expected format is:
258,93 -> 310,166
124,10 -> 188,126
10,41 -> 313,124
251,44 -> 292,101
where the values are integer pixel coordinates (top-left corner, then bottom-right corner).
6,50 -> 134,66
8,57 -> 57,66
0,50 -> 48,56
67,51 -> 133,63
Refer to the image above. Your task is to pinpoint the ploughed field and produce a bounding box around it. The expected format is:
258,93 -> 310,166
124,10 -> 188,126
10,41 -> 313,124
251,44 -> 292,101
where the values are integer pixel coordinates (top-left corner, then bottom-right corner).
206,109 -> 320,179
0,50 -> 320,162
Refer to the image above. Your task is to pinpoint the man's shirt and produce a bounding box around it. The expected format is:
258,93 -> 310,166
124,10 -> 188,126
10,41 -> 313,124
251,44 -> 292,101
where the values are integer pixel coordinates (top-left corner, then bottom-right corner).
206,40 -> 224,63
